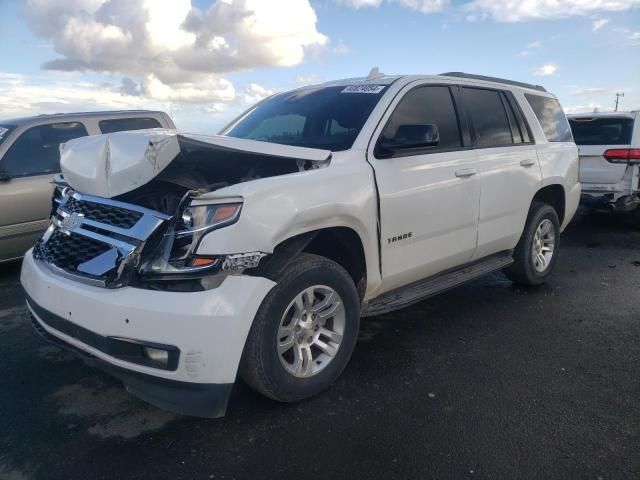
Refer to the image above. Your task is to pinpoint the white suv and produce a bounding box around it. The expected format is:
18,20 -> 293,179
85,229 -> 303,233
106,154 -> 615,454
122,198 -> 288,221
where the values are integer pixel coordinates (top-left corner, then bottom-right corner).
568,112 -> 640,221
21,72 -> 580,417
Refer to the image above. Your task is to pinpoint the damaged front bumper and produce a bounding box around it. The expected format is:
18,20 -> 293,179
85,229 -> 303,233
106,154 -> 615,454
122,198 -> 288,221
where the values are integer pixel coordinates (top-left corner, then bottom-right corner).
22,250 -> 275,418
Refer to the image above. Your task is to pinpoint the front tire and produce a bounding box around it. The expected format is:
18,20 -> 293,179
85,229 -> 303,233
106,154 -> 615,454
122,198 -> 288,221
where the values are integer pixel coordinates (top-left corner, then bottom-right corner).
240,253 -> 360,402
504,202 -> 560,286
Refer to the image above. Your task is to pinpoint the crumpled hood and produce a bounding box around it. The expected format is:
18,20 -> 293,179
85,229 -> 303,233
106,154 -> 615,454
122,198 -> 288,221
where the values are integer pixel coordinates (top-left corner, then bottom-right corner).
60,129 -> 332,198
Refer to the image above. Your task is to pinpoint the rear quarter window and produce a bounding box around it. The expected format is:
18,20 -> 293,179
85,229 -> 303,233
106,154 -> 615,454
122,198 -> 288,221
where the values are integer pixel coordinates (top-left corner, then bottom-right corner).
99,117 -> 162,134
525,94 -> 573,143
568,117 -> 634,145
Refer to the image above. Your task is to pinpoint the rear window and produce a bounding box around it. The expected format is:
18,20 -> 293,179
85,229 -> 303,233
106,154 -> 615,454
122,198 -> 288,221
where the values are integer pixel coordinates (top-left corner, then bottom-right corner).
568,117 -> 634,145
0,125 -> 15,147
99,117 -> 162,134
525,94 -> 573,143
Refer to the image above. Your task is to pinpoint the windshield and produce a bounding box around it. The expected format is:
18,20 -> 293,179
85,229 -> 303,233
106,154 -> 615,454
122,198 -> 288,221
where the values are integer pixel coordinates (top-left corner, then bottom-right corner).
223,85 -> 388,151
0,125 -> 15,148
569,117 -> 634,145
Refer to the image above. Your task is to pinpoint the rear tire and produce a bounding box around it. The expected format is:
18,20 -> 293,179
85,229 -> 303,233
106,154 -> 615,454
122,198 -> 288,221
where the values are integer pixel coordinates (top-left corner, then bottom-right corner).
240,253 -> 360,402
504,202 -> 560,286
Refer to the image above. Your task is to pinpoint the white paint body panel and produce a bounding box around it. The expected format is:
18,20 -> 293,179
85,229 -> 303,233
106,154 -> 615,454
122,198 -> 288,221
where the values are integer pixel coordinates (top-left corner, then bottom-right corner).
21,250 -> 275,384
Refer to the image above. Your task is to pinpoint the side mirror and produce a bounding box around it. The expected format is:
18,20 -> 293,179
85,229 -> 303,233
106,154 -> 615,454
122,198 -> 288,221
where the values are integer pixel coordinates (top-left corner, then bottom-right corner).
378,124 -> 440,157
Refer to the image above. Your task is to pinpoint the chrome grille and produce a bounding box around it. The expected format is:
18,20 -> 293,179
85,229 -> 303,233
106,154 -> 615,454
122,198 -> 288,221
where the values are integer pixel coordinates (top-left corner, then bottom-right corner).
33,230 -> 112,271
63,196 -> 143,229
34,190 -> 171,287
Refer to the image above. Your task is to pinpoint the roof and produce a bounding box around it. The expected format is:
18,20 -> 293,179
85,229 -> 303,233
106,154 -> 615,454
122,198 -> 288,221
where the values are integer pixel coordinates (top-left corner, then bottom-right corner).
0,110 -> 166,126
307,72 -> 551,95
567,111 -> 637,119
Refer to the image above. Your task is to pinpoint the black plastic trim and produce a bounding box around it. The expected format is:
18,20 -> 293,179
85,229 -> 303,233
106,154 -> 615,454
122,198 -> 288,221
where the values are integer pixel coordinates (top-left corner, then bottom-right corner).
30,315 -> 232,418
440,72 -> 547,92
26,294 -> 180,371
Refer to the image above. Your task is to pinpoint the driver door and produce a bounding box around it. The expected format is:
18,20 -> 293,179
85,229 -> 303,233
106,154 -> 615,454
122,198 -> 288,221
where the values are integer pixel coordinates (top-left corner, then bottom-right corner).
368,84 -> 481,292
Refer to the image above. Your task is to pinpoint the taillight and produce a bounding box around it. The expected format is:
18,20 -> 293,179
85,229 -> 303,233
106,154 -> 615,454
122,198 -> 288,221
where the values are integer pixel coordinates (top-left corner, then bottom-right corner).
603,149 -> 640,164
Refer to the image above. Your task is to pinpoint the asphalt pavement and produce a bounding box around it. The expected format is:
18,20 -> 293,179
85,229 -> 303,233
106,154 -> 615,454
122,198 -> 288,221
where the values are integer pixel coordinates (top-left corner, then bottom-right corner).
1,210 -> 639,480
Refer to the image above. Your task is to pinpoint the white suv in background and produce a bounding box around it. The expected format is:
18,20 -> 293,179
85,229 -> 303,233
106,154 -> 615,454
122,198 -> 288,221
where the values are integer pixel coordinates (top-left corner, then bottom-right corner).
568,112 -> 640,221
22,72 -> 580,418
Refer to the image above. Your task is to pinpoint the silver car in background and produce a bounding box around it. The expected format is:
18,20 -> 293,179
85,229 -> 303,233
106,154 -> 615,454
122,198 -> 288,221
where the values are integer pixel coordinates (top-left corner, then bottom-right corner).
0,110 -> 176,262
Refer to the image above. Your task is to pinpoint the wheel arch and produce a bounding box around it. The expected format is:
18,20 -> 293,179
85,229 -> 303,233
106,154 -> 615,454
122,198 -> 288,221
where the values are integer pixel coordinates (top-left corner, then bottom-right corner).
248,227 -> 368,300
532,184 -> 566,225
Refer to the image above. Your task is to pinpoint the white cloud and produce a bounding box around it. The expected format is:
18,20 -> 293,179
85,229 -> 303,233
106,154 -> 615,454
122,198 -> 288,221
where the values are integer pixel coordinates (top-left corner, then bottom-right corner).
395,0 -> 449,13
336,0 -> 383,7
337,0 -> 449,13
528,40 -> 544,48
564,103 -> 605,114
295,73 -> 323,85
629,31 -> 640,39
22,0 -> 328,104
332,40 -> 352,55
463,0 -> 640,22
592,17 -> 610,30
243,83 -> 277,104
0,72 -> 238,133
570,87 -> 609,96
533,64 -> 557,76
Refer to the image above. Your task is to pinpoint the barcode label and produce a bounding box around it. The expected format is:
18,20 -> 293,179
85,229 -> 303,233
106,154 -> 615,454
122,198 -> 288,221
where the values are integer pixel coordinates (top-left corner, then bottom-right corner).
341,85 -> 385,94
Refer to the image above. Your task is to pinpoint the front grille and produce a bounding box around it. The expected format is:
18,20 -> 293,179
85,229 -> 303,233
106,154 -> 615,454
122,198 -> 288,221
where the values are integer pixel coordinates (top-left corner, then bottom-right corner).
35,190 -> 170,287
64,196 -> 143,229
34,230 -> 112,272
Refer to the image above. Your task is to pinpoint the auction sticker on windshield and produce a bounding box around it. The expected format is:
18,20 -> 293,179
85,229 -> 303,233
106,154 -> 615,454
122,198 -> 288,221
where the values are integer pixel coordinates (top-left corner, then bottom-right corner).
341,85 -> 385,94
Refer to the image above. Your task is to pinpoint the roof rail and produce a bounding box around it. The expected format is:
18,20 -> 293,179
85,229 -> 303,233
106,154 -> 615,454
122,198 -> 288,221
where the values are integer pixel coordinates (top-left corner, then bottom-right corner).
440,72 -> 547,92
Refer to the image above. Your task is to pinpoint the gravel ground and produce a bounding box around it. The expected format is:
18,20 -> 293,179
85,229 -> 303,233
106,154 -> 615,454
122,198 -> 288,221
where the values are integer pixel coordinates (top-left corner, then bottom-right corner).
0,210 -> 638,480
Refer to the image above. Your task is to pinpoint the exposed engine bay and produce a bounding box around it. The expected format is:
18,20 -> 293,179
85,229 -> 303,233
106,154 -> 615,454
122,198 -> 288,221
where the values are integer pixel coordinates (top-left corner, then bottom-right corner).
116,135 -> 325,214
34,131 -> 332,290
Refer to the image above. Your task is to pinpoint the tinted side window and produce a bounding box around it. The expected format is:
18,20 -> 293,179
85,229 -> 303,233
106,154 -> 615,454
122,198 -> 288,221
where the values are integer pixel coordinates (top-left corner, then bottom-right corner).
569,117 -> 634,145
462,88 -> 513,148
99,117 -> 162,134
525,94 -> 573,143
379,86 -> 462,153
1,122 -> 88,178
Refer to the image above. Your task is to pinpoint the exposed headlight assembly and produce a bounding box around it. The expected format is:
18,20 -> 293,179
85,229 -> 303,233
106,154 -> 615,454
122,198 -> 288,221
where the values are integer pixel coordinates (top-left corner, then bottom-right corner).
139,201 -> 250,277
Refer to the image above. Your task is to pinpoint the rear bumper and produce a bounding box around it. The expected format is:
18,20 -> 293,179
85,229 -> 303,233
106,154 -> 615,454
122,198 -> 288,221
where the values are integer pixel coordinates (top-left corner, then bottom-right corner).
581,191 -> 640,212
21,249 -> 276,417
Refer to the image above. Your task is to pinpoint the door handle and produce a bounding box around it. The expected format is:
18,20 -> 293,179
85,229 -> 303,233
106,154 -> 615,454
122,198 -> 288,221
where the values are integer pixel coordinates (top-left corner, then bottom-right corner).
520,159 -> 536,167
455,168 -> 477,178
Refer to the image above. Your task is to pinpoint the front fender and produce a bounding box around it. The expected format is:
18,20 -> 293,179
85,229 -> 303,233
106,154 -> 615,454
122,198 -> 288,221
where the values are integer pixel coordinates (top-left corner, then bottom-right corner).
195,155 -> 382,298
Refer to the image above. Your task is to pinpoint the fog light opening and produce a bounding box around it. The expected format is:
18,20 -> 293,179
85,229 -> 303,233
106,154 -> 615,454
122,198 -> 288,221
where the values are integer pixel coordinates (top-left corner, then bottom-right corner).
143,346 -> 169,365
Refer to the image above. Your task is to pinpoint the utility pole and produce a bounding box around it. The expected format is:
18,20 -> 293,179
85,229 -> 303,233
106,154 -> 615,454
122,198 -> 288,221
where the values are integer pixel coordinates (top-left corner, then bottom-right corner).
615,92 -> 624,112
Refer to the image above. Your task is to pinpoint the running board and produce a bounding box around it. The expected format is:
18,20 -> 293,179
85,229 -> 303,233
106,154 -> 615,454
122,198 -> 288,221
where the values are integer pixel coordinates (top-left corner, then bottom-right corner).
361,251 -> 514,317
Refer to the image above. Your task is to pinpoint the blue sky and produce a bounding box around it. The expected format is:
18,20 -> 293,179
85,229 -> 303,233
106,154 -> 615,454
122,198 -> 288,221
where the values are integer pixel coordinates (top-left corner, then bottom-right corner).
1,0 -> 638,133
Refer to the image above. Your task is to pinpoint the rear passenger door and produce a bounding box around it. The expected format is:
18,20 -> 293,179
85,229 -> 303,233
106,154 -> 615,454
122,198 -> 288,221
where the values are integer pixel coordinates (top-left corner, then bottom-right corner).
460,87 -> 541,259
369,84 -> 481,292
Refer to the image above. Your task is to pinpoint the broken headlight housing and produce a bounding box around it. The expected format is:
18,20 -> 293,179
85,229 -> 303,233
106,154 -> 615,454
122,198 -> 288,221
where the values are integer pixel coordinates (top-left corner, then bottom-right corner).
139,201 -> 253,278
